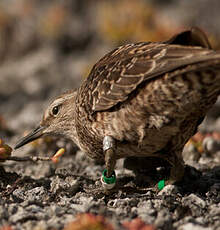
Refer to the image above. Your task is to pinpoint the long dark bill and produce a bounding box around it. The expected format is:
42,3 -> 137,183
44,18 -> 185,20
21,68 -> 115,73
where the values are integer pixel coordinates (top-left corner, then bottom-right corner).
14,125 -> 45,149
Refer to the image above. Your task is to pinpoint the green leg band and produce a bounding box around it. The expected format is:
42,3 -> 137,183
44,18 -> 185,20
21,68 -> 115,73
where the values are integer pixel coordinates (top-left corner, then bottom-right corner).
158,179 -> 165,191
102,169 -> 116,184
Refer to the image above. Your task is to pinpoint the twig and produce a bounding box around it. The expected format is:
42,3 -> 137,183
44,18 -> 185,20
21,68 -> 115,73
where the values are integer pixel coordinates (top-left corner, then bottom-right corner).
4,156 -> 51,162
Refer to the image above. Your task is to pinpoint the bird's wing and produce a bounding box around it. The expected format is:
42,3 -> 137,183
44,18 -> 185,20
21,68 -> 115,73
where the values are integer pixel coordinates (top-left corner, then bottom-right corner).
79,27 -> 218,113
80,41 -> 218,112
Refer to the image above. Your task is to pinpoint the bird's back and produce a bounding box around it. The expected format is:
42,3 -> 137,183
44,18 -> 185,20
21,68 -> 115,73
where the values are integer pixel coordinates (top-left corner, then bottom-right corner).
90,63 -> 219,159
75,28 -> 220,160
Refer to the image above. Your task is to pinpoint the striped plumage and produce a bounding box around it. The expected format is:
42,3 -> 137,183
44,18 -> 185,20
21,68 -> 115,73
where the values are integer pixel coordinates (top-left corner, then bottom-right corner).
15,27 -> 220,186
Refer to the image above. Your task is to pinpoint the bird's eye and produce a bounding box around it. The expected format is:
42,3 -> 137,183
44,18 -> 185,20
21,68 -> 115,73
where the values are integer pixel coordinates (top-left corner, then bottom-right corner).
52,106 -> 59,116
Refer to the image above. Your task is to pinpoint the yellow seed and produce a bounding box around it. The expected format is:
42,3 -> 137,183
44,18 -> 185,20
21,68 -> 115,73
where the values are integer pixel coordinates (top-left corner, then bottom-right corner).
51,148 -> 65,164
51,157 -> 59,164
53,148 -> 65,158
0,144 -> 12,159
0,147 -> 6,155
3,144 -> 12,154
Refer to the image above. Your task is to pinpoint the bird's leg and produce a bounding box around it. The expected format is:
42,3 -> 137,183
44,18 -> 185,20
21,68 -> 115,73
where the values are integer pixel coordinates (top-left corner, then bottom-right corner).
167,159 -> 184,185
157,152 -> 185,191
101,136 -> 117,190
103,136 -> 116,177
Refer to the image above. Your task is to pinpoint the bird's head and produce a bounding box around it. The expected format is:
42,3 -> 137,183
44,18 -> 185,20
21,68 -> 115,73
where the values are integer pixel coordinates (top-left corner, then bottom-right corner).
15,90 -> 78,149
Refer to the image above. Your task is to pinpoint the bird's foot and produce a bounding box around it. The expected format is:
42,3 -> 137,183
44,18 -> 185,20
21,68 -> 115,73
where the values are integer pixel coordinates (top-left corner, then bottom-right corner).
154,178 -> 176,192
157,179 -> 166,191
101,169 -> 116,193
154,166 -> 185,192
155,153 -> 185,192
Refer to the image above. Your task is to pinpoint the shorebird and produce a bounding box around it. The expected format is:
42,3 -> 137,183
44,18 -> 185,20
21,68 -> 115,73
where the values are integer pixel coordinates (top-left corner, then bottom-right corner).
15,27 -> 220,191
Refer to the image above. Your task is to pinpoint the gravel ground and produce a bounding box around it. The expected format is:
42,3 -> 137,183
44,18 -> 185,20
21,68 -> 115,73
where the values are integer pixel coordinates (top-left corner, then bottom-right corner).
0,0 -> 220,229
1,140 -> 220,230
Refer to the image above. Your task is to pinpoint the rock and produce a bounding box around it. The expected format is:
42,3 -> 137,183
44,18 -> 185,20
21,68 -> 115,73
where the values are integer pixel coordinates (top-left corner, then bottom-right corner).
183,194 -> 206,209
50,176 -> 79,196
154,209 -> 172,229
69,195 -> 94,213
26,187 -> 48,203
158,185 -> 179,196
137,200 -> 156,224
12,188 -> 26,202
183,144 -> 201,162
182,194 -> 206,216
0,205 -> 9,220
203,137 -> 220,154
208,204 -> 220,217
9,205 -> 36,223
178,223 -> 212,230
31,221 -> 48,230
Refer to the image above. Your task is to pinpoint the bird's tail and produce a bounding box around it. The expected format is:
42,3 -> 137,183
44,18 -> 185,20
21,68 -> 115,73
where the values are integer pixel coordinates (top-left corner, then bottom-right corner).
146,53 -> 220,117
169,50 -> 220,93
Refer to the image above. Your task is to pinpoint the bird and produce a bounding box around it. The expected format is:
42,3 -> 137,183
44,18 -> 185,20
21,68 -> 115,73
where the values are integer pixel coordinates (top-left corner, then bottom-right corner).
15,27 -> 220,190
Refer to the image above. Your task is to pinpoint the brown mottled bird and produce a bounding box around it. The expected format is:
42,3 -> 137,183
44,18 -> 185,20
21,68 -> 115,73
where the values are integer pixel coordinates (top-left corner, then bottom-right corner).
15,27 -> 220,189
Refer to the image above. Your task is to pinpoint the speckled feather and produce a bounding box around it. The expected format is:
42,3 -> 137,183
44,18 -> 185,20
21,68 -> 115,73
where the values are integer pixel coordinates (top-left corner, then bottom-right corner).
78,43 -> 218,112
13,27 -> 220,188
74,28 -> 220,161
16,28 -> 220,169
14,28 -> 220,186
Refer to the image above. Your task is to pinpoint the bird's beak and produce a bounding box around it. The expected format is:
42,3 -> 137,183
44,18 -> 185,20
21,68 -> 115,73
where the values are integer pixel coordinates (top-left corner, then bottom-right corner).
14,125 -> 45,149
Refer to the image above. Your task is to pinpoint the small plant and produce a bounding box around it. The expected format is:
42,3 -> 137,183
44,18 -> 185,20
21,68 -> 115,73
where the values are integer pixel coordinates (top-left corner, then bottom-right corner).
63,213 -> 113,230
51,148 -> 65,163
123,218 -> 156,230
186,132 -> 220,154
0,138 -> 65,164
0,226 -> 13,230
0,138 -> 12,161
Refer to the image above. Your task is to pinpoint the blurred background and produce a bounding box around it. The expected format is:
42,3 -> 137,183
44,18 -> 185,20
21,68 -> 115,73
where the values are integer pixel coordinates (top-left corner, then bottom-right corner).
0,0 -> 219,145
0,2 -> 219,229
